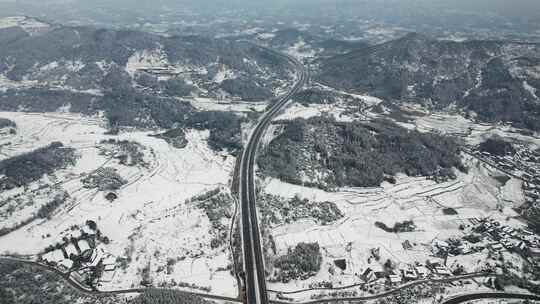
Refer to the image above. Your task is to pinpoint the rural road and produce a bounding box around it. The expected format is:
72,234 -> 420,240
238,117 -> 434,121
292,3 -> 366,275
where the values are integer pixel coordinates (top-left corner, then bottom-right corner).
0,256 -> 242,302
441,292 -> 540,304
3,256 -> 539,304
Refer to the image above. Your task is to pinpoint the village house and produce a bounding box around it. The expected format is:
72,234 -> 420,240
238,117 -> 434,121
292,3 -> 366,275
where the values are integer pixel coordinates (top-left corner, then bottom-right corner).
388,271 -> 402,285
42,249 -> 65,264
415,265 -> 430,278
434,266 -> 452,276
64,243 -> 78,258
77,239 -> 91,254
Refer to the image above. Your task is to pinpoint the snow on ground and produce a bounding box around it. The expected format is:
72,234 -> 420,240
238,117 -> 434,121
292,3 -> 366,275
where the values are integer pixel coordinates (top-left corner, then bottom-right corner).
188,97 -> 267,113
0,16 -> 50,34
263,156 -> 526,294
523,81 -> 539,100
0,112 -> 237,296
211,66 -> 236,84
257,32 -> 276,40
275,103 -> 332,121
287,40 -> 316,60
275,85 -> 383,122
415,113 -> 476,137
125,48 -> 169,76
315,83 -> 384,107
413,112 -> 540,147
0,75 -> 40,93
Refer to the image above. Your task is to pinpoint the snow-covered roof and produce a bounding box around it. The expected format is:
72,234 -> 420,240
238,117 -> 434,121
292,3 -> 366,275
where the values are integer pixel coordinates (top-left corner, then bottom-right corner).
43,249 -> 64,263
59,259 -> 73,269
389,274 -> 402,283
65,244 -> 78,257
78,240 -> 91,253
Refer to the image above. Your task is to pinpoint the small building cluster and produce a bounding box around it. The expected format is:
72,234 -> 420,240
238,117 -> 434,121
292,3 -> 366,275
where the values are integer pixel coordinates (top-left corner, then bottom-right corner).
471,145 -> 540,207
469,218 -> 540,260
38,220 -> 117,288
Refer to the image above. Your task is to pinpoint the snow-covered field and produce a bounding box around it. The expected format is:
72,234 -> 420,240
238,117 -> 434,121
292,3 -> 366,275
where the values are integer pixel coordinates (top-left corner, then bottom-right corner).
262,155 -> 526,297
0,16 -> 50,34
275,84 -> 383,122
260,90 -> 539,299
413,112 -> 540,147
188,97 -> 267,113
0,112 -> 238,296
286,40 -> 317,60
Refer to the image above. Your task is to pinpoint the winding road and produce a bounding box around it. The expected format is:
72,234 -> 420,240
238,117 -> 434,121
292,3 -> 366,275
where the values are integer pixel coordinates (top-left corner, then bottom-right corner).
237,44 -> 307,304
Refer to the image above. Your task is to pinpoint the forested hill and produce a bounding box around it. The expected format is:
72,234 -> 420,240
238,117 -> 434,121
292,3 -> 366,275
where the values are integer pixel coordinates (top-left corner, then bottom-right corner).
0,18 -> 293,128
259,117 -> 465,189
317,33 -> 540,130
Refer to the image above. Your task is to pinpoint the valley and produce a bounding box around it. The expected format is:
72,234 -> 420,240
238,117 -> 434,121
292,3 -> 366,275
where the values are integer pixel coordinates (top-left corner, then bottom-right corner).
0,9 -> 540,304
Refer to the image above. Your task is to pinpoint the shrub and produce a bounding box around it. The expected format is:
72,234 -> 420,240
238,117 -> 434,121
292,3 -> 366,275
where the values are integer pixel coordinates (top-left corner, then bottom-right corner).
442,208 -> 458,215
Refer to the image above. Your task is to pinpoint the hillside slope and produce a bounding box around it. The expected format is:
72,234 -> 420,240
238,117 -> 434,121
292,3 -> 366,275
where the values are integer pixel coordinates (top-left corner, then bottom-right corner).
0,18 -> 293,128
318,33 -> 540,130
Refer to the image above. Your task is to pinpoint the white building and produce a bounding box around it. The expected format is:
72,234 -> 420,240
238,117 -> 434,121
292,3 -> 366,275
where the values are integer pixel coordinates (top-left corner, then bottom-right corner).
78,240 -> 91,253
42,249 -> 65,264
64,243 -> 78,257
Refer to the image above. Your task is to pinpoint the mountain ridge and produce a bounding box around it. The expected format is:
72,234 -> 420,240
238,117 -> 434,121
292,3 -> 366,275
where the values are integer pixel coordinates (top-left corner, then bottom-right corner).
317,32 -> 540,130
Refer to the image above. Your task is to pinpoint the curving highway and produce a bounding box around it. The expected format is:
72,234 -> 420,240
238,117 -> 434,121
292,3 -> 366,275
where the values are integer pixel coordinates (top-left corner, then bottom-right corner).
238,45 -> 307,304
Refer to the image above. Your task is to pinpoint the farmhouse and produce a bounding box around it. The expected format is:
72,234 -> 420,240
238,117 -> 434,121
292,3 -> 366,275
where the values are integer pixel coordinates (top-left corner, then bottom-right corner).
64,243 -> 78,257
58,259 -> 73,271
434,266 -> 452,276
361,268 -> 376,282
78,239 -> 91,254
42,249 -> 65,264
415,266 -> 430,278
388,272 -> 402,285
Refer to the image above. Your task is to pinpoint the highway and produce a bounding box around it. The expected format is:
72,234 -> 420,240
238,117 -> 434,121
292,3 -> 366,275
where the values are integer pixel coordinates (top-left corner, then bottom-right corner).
238,44 -> 307,304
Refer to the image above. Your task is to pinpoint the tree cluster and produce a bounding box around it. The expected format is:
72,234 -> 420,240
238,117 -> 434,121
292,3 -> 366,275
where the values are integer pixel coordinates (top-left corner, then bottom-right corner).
99,139 -> 147,167
0,260 -> 123,304
479,136 -> 515,156
149,128 -> 188,149
274,242 -> 322,282
0,142 -> 77,190
259,194 -> 343,226
0,118 -> 16,129
375,220 -> 416,233
37,192 -> 69,219
195,192 -> 233,249
181,111 -> 245,154
260,117 -> 465,188
82,167 -> 127,191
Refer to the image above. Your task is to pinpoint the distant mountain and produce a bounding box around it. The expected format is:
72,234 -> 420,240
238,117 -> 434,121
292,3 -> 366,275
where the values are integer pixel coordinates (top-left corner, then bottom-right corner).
317,33 -> 540,130
314,39 -> 370,57
269,28 -> 316,49
0,18 -> 293,128
264,28 -> 369,58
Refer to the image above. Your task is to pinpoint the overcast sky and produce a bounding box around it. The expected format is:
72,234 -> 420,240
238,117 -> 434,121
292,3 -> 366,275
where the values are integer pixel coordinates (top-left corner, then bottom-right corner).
1,0 -> 539,31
